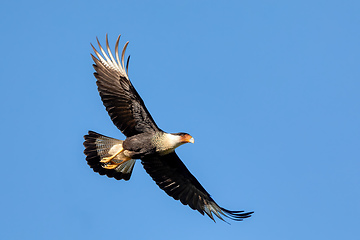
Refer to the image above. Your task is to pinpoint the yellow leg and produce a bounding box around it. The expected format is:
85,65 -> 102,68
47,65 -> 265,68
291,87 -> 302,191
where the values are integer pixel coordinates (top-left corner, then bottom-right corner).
103,164 -> 119,169
100,146 -> 124,163
103,157 -> 132,170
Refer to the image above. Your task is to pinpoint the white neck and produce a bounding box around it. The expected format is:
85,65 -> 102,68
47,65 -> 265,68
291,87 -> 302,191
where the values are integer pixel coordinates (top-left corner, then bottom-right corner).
155,133 -> 184,155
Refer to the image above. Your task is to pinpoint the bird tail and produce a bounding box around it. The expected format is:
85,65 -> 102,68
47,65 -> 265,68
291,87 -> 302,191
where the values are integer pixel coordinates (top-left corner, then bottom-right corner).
83,131 -> 136,181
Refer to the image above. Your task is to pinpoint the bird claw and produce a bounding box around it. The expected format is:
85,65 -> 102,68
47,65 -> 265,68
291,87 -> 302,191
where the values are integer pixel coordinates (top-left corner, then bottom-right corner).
100,156 -> 112,163
100,147 -> 124,163
102,156 -> 132,170
103,163 -> 120,169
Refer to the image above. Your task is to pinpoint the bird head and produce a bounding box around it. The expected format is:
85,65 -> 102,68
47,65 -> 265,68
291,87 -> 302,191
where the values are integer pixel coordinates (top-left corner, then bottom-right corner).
176,132 -> 195,144
160,132 -> 194,154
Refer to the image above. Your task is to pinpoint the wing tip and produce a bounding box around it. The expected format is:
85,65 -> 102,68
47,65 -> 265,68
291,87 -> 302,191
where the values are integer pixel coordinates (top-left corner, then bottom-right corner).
219,207 -> 254,221
91,34 -> 129,78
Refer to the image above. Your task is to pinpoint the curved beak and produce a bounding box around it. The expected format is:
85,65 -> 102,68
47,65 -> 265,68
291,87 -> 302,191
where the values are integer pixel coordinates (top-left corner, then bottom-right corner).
181,134 -> 194,144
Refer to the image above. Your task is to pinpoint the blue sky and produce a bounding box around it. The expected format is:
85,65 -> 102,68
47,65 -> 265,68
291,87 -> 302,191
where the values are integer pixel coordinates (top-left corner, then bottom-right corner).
1,0 -> 359,239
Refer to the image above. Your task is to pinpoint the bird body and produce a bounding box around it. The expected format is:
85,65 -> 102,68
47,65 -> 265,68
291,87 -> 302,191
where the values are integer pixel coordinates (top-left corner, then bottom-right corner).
83,35 -> 253,222
122,131 -> 193,158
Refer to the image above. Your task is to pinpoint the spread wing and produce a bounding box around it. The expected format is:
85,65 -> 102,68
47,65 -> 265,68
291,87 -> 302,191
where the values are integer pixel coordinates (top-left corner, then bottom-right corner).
91,35 -> 160,137
141,152 -> 253,222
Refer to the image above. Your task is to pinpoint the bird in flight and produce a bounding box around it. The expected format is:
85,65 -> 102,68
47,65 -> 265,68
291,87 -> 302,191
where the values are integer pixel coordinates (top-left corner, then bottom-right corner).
83,35 -> 253,222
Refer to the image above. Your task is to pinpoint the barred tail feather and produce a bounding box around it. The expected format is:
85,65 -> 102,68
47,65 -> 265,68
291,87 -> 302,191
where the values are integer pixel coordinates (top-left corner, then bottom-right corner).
83,131 -> 136,181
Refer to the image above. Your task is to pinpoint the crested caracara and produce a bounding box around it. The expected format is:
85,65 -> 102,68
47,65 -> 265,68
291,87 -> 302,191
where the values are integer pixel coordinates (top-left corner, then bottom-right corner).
83,35 -> 253,222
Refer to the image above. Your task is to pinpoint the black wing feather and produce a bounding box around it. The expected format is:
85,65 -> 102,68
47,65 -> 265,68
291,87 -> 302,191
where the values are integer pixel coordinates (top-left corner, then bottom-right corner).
91,35 -> 160,137
141,152 -> 254,222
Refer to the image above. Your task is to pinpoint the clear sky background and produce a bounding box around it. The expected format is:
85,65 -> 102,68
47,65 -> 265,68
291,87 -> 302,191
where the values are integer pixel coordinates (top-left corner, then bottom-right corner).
1,1 -> 359,239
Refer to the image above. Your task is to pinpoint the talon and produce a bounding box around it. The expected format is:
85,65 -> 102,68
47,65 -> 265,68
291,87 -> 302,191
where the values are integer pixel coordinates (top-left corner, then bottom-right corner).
100,157 -> 112,163
103,164 -> 119,169
101,157 -> 133,170
100,146 -> 124,163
